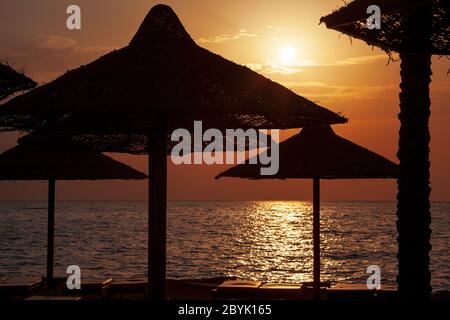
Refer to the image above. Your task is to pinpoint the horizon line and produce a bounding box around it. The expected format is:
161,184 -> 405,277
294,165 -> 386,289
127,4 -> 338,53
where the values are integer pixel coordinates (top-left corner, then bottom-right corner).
0,199 -> 450,203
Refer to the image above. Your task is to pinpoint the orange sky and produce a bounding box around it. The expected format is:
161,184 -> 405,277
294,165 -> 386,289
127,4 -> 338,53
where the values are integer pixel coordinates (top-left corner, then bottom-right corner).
0,0 -> 449,201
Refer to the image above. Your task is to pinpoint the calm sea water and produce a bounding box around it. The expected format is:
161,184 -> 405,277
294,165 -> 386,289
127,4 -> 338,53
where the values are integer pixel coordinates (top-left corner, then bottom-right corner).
0,201 -> 448,291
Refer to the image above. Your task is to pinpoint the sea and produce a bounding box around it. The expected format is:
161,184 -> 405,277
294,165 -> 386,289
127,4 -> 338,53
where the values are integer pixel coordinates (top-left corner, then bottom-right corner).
0,201 -> 448,291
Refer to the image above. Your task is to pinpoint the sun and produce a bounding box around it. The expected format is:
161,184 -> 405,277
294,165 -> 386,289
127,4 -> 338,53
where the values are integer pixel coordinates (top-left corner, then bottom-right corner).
278,46 -> 297,65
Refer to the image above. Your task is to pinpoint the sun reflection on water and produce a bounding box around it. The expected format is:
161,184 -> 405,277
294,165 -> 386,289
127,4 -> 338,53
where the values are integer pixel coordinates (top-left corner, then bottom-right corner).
3,201 -> 447,289
224,201 -> 314,283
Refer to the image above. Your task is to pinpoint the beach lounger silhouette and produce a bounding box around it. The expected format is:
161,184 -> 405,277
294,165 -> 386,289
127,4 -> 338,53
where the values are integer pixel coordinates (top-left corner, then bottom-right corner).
212,280 -> 262,300
326,283 -> 398,301
0,278 -> 42,300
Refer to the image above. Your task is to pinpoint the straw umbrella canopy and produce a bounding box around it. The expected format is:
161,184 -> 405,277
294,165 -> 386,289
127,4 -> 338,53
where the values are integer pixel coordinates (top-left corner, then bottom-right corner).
70,131 -> 275,155
319,0 -> 448,55
0,135 -> 147,284
216,125 -> 399,299
0,4 -> 347,299
320,0 -> 449,299
0,62 -> 37,101
0,5 -> 345,134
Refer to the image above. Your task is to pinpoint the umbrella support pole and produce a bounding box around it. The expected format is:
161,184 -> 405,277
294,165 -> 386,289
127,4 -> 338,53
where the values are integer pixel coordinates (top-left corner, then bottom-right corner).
313,178 -> 320,300
148,115 -> 168,300
47,179 -> 55,287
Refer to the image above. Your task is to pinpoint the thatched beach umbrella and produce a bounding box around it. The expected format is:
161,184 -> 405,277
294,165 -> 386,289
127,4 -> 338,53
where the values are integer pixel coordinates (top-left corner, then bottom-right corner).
216,125 -> 399,299
320,0 -> 449,299
0,62 -> 36,101
0,135 -> 147,283
0,5 -> 347,299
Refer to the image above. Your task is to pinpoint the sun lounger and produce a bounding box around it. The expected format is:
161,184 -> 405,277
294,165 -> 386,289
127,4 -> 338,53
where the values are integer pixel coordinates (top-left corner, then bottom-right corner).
40,276 -> 113,299
62,278 -> 113,299
25,295 -> 82,301
0,278 -> 42,300
167,279 -> 222,300
375,285 -> 398,299
41,277 -> 68,295
301,281 -> 332,288
103,278 -> 147,300
432,290 -> 450,300
212,280 -> 262,300
258,282 -> 304,300
326,283 -> 398,300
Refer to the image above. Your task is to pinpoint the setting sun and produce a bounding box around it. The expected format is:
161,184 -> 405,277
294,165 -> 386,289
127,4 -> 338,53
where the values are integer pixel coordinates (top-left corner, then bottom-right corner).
278,46 -> 297,65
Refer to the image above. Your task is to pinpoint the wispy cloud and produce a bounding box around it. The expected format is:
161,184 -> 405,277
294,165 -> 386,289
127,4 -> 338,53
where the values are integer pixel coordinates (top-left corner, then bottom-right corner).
245,54 -> 391,75
266,25 -> 298,32
245,60 -> 306,75
327,54 -> 392,66
278,80 -> 398,102
0,35 -> 119,82
197,29 -> 256,44
0,47 -> 28,58
36,35 -> 78,51
35,35 -> 117,54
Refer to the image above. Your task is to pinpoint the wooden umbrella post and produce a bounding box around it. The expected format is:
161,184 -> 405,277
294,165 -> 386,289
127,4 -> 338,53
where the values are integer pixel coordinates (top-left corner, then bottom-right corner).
47,178 -> 55,286
313,177 -> 320,300
148,114 -> 168,300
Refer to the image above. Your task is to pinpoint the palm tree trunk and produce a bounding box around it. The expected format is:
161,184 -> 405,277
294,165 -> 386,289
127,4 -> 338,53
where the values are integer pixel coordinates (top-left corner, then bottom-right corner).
396,2 -> 433,299
396,52 -> 432,299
